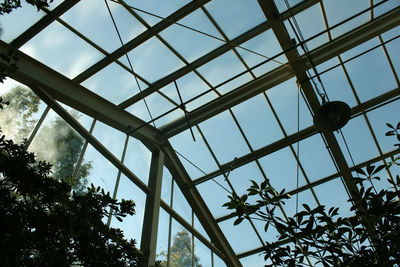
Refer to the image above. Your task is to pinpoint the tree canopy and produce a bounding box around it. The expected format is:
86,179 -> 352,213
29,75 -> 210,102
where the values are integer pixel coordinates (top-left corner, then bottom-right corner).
159,230 -> 202,267
224,122 -> 400,266
0,129 -> 143,267
0,86 -> 92,192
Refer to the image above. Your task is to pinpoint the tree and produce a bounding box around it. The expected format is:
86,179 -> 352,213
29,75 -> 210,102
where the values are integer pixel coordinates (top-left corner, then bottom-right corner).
159,230 -> 202,267
0,86 -> 92,193
0,130 -> 143,266
224,122 -> 400,266
0,0 -> 52,15
0,85 -> 40,142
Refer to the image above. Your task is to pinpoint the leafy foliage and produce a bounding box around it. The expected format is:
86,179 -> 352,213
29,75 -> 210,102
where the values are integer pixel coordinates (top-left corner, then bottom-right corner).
0,0 -> 52,15
0,86 -> 92,193
0,131 -> 143,266
0,86 -> 40,141
224,123 -> 400,266
158,230 -> 202,267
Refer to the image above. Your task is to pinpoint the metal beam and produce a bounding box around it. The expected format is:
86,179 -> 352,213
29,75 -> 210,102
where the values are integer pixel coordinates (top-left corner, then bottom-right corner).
0,40 -> 242,266
0,40 -> 162,149
118,0 -> 321,109
161,6 -> 400,138
192,86 -> 400,186
259,0 -> 360,199
10,0 -> 80,48
73,0 -> 210,83
162,142 -> 242,267
141,149 -> 164,267
29,85 -> 150,194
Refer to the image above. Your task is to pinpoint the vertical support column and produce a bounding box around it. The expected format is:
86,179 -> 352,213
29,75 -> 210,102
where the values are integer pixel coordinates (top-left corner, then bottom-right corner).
141,149 -> 165,267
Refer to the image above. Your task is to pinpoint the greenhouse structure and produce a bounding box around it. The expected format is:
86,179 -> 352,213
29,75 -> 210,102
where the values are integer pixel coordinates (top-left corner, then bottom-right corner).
0,0 -> 399,266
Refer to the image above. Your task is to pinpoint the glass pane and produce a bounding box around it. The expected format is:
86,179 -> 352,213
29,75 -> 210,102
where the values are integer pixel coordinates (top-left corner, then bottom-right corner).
231,93 -> 284,150
313,177 -> 353,218
156,207 -> 171,264
81,62 -> 144,105
204,0 -> 266,39
78,143 -> 118,194
161,167 -> 173,204
218,217 -> 262,253
173,181 -> 192,223
92,120 -> 126,158
367,99 -> 400,153
298,134 -> 337,182
29,109 -> 91,192
198,110 -> 251,165
109,174 -> 146,246
197,176 -> 232,218
0,4 -> 46,43
228,161 -> 265,198
259,146 -> 308,191
237,29 -> 287,78
20,21 -> 104,79
168,220 -> 198,267
123,37 -> 185,83
169,127 -> 218,179
322,0 -> 370,38
336,116 -> 379,165
123,0 -> 191,27
284,3 -> 328,51
60,0 -> 147,53
159,8 -> 223,62
381,26 -> 400,79
280,188 -> 317,219
343,38 -> 397,103
266,78 -> 313,135
194,237 -> 212,267
197,50 -> 253,95
240,254 -> 267,267
317,57 -> 358,108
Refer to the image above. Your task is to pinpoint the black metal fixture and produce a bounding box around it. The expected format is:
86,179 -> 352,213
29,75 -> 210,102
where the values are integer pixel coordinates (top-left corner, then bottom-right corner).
313,101 -> 351,132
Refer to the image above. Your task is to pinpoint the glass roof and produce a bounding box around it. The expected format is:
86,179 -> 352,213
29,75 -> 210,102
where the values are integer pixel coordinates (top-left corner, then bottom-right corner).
1,0 -> 399,266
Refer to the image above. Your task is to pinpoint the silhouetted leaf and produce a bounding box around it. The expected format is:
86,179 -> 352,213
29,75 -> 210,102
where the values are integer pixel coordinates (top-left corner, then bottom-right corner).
234,217 -> 244,225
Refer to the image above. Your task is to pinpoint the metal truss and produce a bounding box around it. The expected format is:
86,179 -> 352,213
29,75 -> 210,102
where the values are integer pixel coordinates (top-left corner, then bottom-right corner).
1,0 -> 399,266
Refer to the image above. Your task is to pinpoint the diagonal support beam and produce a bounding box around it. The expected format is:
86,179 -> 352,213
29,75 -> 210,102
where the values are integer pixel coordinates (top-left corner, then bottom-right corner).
160,6 -> 400,138
73,0 -> 210,83
0,40 -> 162,149
10,0 -> 80,48
258,0 -> 360,199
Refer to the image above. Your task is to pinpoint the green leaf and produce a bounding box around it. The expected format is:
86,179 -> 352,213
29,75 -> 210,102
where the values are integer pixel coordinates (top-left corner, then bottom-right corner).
387,123 -> 394,129
264,221 -> 269,232
366,164 -> 374,175
302,203 -> 311,212
385,130 -> 395,136
355,168 -> 366,176
233,217 -> 244,225
373,164 -> 385,174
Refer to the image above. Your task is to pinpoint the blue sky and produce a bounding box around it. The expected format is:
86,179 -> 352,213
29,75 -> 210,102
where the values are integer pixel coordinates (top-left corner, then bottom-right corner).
1,0 -> 400,266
